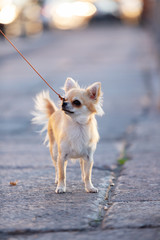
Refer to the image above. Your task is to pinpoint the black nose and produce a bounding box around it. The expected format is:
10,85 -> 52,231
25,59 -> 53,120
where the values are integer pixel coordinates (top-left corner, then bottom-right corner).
62,101 -> 68,108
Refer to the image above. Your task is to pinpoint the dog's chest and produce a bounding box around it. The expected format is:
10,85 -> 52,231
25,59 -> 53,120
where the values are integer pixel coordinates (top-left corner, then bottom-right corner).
67,124 -> 91,158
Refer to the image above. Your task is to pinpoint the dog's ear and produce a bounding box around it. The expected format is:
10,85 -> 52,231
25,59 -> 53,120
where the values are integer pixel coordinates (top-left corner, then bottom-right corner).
86,82 -> 101,100
64,78 -> 79,92
86,82 -> 104,116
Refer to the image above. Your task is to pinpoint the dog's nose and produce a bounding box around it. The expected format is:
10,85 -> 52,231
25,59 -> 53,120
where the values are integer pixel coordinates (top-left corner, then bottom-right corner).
62,101 -> 68,108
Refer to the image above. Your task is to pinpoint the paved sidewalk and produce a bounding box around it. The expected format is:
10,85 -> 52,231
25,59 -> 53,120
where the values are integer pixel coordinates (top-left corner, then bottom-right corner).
102,111 -> 160,239
1,111 -> 159,240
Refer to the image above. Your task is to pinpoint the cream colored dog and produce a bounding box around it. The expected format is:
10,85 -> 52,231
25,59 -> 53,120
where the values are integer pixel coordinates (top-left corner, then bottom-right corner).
32,78 -> 104,193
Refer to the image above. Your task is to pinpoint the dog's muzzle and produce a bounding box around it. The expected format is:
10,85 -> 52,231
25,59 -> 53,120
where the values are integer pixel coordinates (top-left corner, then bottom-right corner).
62,101 -> 74,114
62,101 -> 68,111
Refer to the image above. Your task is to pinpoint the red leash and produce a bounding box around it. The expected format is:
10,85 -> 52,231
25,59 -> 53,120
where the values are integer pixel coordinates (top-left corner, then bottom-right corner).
0,29 -> 64,101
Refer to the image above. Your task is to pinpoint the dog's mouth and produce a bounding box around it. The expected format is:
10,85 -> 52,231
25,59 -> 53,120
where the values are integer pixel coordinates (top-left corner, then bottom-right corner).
62,108 -> 74,114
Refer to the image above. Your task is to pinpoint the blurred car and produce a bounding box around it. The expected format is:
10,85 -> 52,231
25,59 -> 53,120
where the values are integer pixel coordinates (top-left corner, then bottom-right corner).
90,0 -> 143,24
41,0 -> 97,30
92,0 -> 121,22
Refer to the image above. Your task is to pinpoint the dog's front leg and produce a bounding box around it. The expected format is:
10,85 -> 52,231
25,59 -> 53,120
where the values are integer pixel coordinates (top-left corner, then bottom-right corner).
56,154 -> 67,194
80,158 -> 85,183
83,158 -> 98,193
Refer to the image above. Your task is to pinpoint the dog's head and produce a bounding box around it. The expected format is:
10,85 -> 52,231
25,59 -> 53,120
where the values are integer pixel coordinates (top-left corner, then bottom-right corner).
62,78 -> 104,123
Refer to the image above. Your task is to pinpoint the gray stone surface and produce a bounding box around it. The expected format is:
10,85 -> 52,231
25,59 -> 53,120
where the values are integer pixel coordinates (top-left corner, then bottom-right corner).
128,114 -> 160,155
0,137 -> 118,170
94,141 -> 119,170
103,113 -> 160,238
103,201 -> 160,229
1,229 -> 160,240
111,155 -> 160,202
0,166 -> 110,232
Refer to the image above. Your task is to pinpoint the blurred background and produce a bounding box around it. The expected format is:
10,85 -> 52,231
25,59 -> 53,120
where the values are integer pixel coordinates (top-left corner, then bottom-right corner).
0,0 -> 156,34
0,0 -> 160,141
1,0 -> 160,57
1,0 -> 160,59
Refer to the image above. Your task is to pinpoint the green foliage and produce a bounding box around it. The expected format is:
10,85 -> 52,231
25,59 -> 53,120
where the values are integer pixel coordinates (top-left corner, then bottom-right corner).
118,157 -> 129,165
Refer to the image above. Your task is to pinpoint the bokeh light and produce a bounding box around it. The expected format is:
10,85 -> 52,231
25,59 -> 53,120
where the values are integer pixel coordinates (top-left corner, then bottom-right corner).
0,3 -> 18,24
0,0 -> 147,36
52,1 -> 97,30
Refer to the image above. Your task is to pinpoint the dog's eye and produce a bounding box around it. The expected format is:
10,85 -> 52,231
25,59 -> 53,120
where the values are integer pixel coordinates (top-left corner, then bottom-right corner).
72,100 -> 81,107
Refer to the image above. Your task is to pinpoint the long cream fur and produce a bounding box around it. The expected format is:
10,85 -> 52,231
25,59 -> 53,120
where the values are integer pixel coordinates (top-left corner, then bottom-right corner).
32,78 -> 104,194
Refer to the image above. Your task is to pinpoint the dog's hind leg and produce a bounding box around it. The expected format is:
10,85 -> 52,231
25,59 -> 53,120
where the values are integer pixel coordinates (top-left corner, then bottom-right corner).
56,153 -> 67,194
48,122 -> 58,184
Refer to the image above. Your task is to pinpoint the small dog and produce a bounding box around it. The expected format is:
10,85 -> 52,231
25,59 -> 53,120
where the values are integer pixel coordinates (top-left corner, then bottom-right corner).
32,78 -> 104,193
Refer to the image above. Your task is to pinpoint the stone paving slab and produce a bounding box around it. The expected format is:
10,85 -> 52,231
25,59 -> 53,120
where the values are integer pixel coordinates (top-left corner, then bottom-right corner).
0,137 -> 119,170
135,124 -> 160,139
1,229 -> 160,240
94,141 -> 119,170
112,178 -> 160,202
129,137 -> 160,154
0,166 -> 111,233
109,114 -> 160,203
111,156 -> 160,202
102,112 -> 160,239
128,114 -> 160,155
102,201 -> 160,229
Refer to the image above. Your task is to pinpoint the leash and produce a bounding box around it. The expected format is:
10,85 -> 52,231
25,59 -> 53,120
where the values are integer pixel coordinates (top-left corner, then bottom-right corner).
0,29 -> 64,101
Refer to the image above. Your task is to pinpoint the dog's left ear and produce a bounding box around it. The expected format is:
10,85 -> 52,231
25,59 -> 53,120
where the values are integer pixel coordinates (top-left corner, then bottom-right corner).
64,77 -> 80,92
86,82 -> 101,100
87,82 -> 104,116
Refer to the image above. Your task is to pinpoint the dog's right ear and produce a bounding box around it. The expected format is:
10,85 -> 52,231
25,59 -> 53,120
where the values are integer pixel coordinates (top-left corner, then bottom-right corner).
64,78 -> 80,92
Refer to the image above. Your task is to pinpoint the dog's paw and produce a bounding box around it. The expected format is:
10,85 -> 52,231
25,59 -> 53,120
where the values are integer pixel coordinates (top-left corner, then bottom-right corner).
55,186 -> 66,194
85,186 -> 98,193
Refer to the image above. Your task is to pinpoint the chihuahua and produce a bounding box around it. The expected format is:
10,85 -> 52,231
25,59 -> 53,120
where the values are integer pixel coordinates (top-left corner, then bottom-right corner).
32,78 -> 104,193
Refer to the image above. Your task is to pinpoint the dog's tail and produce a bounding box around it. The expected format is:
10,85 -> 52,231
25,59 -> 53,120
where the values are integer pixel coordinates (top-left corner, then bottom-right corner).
31,91 -> 57,145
